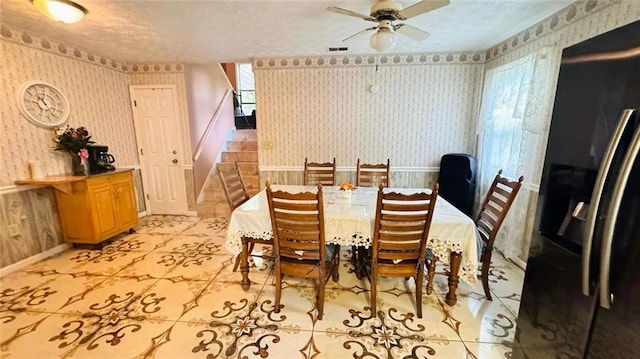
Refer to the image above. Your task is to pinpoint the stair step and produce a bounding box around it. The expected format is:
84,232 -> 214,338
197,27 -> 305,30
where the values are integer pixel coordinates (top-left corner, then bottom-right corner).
227,140 -> 258,151
242,174 -> 260,189
221,151 -> 258,163
194,200 -> 232,218
248,189 -> 260,197
206,174 -> 258,190
203,168 -> 259,198
216,162 -> 259,176
196,128 -> 259,218
203,190 -> 228,202
232,129 -> 257,141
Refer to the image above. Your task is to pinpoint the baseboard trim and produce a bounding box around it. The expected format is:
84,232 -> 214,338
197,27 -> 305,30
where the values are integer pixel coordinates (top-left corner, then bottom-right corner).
0,243 -> 72,277
138,211 -> 196,217
509,256 -> 527,271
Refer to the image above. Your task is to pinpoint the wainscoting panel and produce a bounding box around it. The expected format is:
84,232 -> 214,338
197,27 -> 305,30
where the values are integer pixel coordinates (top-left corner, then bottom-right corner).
0,168 -> 146,269
258,168 -> 439,190
0,186 -> 63,268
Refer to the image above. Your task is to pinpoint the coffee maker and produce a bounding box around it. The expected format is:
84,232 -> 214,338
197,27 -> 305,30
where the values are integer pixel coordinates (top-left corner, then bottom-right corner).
87,145 -> 116,174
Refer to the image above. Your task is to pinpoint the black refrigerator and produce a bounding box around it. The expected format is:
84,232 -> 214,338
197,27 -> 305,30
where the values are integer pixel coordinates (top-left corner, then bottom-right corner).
513,20 -> 640,358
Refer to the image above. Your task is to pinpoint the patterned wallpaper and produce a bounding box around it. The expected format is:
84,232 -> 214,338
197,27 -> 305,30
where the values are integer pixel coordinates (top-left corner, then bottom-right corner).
254,62 -> 484,169
253,52 -> 486,69
0,23 -> 184,74
0,40 -> 137,187
0,22 -> 193,188
0,24 -> 127,72
479,0 -> 639,262
1,0 -> 636,270
0,25 -> 194,268
482,0 -> 639,181
485,0 -> 631,64
483,0 -> 640,188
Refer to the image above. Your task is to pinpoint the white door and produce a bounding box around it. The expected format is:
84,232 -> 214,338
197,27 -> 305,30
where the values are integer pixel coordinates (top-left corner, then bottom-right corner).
129,85 -> 188,215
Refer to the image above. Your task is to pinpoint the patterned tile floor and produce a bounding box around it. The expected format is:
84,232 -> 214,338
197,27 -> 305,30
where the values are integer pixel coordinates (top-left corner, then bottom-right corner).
0,215 -> 524,358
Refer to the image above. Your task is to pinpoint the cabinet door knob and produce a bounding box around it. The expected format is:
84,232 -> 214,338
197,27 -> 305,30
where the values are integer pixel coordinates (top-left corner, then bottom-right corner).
172,159 -> 178,164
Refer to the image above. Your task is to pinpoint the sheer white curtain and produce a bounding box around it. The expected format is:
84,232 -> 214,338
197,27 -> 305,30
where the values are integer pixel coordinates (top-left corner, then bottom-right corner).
477,47 -> 554,261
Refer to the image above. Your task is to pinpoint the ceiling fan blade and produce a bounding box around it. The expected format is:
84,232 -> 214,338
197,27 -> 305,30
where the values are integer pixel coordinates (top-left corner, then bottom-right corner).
397,0 -> 450,20
342,26 -> 378,42
394,23 -> 430,41
327,6 -> 376,22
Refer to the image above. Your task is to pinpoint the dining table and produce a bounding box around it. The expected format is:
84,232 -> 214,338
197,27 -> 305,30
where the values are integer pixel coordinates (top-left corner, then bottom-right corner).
225,185 -> 478,306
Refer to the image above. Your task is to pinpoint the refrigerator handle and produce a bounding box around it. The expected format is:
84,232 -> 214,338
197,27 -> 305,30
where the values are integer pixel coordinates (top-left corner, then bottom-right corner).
600,109 -> 640,309
582,109 -> 635,296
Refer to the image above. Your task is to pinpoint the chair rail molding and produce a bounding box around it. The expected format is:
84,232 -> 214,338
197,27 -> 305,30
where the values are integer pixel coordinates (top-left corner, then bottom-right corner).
260,166 -> 440,172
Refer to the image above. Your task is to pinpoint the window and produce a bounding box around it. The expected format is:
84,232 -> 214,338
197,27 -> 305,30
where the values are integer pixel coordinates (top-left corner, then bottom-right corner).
478,54 -> 535,182
476,47 -> 554,262
236,63 -> 255,116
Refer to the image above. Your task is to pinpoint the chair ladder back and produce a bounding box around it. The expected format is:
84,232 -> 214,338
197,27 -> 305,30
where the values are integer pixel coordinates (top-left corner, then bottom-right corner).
218,162 -> 250,210
372,184 -> 438,262
304,157 -> 337,186
265,182 -> 339,320
474,170 -> 523,246
474,170 -> 523,301
356,158 -> 391,187
369,183 -> 439,318
267,184 -> 326,262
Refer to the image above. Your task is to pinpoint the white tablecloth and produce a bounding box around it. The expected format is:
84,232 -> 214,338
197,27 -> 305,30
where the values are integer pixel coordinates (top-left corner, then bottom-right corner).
225,185 -> 478,285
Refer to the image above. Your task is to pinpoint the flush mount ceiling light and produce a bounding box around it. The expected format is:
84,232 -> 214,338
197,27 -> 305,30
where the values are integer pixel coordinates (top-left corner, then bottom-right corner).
32,0 -> 87,24
370,25 -> 397,52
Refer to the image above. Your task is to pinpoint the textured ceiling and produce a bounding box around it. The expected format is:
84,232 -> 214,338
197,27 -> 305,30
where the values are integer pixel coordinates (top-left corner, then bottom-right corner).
0,0 -> 574,63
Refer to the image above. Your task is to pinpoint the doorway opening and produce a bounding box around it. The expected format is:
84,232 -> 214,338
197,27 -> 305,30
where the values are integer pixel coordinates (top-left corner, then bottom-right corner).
222,63 -> 256,129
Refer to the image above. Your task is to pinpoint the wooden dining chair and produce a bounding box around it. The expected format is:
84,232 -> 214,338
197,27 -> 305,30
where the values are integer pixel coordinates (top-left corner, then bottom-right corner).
218,163 -> 254,271
266,182 -> 340,320
351,158 -> 390,272
369,184 -> 438,318
304,157 -> 337,186
356,159 -> 390,187
219,162 -> 250,211
474,170 -> 523,300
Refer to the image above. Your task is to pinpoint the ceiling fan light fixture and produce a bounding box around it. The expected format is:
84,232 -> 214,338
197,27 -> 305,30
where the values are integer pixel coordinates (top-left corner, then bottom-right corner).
370,28 -> 397,52
32,0 -> 87,24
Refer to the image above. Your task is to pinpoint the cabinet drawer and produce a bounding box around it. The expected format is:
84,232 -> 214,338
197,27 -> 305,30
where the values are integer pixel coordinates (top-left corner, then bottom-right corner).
88,171 -> 132,187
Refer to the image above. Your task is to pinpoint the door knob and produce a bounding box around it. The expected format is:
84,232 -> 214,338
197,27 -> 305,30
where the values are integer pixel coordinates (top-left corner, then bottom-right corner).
172,150 -> 177,154
172,159 -> 178,164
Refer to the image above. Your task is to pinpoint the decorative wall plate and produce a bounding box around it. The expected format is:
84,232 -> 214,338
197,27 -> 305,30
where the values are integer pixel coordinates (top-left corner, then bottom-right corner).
17,81 -> 70,128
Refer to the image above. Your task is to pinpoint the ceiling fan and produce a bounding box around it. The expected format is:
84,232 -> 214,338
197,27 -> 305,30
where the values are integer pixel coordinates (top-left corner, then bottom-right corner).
327,0 -> 450,52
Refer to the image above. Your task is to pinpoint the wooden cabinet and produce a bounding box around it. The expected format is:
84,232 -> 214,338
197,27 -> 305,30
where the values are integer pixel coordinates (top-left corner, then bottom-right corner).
54,170 -> 138,244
